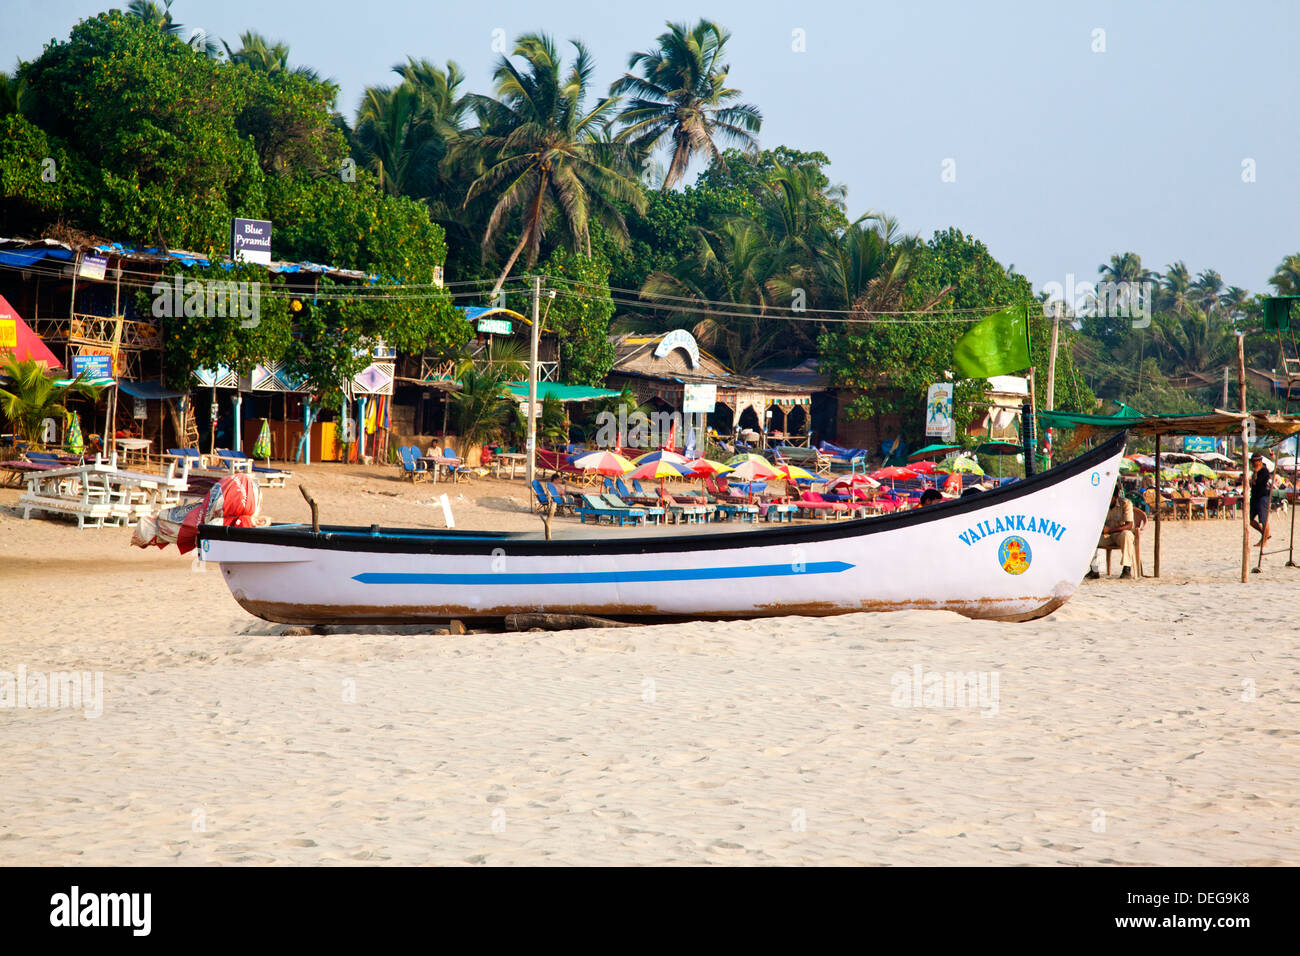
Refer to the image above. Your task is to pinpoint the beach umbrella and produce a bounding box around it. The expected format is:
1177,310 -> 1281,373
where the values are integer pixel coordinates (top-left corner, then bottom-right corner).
726,452 -> 773,468
627,458 -> 694,497
870,466 -> 918,481
825,473 -> 879,491
1175,461 -> 1216,479
774,463 -> 817,483
63,412 -> 83,455
939,455 -> 984,475
907,442 -> 961,461
632,449 -> 690,467
1118,458 -> 1139,474
908,460 -> 938,475
728,458 -> 780,481
686,457 -> 733,498
1276,456 -> 1299,473
572,450 -> 635,476
252,419 -> 272,460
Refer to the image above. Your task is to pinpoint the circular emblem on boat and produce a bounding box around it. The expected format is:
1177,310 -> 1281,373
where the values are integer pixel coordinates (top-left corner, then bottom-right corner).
998,536 -> 1031,575
1090,471 -> 1100,486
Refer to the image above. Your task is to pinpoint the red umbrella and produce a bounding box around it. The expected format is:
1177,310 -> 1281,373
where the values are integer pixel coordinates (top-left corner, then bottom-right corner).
908,460 -> 937,475
870,466 -> 919,481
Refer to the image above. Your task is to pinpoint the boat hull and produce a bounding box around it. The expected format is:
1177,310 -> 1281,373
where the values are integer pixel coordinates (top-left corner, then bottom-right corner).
198,433 -> 1127,626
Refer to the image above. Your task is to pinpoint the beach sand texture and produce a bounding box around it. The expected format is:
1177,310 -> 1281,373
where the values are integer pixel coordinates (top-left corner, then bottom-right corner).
1,466 -> 1297,865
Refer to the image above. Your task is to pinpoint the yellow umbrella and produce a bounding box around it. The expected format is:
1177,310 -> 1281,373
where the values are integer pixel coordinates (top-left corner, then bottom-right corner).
774,463 -> 816,482
572,450 -> 635,476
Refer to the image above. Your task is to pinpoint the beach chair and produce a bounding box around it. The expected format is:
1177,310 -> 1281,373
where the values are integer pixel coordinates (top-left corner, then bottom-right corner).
441,447 -> 469,482
600,492 -> 660,525
545,482 -> 577,516
576,493 -> 644,526
399,445 -> 430,482
796,491 -> 850,520
531,479 -> 552,513
659,491 -> 710,524
216,449 -> 290,487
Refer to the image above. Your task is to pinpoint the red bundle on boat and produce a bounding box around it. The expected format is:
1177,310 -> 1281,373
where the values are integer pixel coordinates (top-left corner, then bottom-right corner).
132,473 -> 265,553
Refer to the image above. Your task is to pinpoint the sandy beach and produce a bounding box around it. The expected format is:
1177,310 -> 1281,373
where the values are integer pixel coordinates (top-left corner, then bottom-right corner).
1,465 -> 1297,866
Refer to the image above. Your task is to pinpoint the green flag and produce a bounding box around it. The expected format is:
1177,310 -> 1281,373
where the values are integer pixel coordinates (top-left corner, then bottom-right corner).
952,304 -> 1032,378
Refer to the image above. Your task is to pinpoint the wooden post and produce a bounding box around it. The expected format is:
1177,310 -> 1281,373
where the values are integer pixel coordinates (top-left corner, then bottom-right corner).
1154,433 -> 1161,577
1238,334 -> 1250,583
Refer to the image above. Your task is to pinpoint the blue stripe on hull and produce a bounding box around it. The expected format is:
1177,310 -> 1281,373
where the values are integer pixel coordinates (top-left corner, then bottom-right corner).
352,561 -> 855,586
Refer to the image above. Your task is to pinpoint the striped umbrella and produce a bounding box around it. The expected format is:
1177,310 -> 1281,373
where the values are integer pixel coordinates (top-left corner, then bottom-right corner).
774,463 -> 816,483
632,449 -> 690,466
572,450 -> 635,476
627,458 -> 694,496
687,457 -> 734,499
727,452 -> 773,469
728,458 -> 780,481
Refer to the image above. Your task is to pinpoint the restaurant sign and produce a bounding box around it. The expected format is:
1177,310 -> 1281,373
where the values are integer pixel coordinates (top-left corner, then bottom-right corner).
78,254 -> 108,281
71,354 -> 113,379
1182,436 -> 1217,453
230,218 -> 272,265
477,318 -> 513,335
682,383 -> 717,414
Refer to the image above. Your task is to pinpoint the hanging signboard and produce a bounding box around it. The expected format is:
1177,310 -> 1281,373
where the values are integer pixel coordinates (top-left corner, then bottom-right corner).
682,383 -> 717,414
230,218 -> 272,265
71,354 -> 113,379
1183,436 -> 1217,453
78,254 -> 108,281
925,383 -> 955,441
477,318 -> 513,335
0,318 -> 16,348
133,397 -> 147,420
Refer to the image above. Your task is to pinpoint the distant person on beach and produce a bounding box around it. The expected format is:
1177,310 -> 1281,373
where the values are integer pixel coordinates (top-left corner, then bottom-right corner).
919,489 -> 943,507
1250,456 -> 1272,545
1087,485 -> 1135,579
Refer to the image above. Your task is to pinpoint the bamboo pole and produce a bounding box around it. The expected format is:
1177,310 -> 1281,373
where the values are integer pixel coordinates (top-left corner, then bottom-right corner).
1238,334 -> 1249,583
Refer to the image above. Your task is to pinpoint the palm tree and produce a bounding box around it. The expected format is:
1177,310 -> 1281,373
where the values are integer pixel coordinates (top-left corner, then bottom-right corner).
465,33 -> 646,298
449,365 -> 514,448
1220,285 -> 1251,319
1269,254 -> 1300,296
353,84 -> 438,196
1192,269 -> 1224,314
611,20 -> 762,192
1160,261 -> 1192,315
128,0 -> 219,56
0,358 -> 101,445
641,218 -> 782,372
126,0 -> 182,36
0,64 -> 29,118
222,31 -> 320,80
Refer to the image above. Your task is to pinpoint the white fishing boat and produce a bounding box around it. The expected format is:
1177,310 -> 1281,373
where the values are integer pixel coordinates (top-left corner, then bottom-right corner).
197,432 -> 1127,625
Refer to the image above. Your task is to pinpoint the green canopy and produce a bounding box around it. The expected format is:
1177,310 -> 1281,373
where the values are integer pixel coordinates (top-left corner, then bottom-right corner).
908,443 -> 961,460
504,382 -> 622,403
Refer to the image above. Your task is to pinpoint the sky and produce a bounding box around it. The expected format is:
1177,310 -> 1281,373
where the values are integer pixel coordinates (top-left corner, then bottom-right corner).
3,0 -> 1297,296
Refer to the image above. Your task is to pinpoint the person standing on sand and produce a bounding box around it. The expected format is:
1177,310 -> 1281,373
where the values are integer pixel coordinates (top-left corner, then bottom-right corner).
1250,455 -> 1273,546
1086,485 -> 1135,579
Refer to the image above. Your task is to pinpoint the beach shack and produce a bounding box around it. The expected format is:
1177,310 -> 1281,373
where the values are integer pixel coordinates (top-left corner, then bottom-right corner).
606,329 -> 814,450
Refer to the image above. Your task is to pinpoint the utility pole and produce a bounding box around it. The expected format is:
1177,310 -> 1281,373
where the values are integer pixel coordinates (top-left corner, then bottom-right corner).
525,276 -> 541,492
1222,365 -> 1229,409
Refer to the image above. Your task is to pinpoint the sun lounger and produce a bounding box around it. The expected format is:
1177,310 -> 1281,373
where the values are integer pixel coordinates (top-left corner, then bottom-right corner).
600,492 -> 663,525
575,493 -> 645,526
659,492 -> 712,524
544,482 -> 577,516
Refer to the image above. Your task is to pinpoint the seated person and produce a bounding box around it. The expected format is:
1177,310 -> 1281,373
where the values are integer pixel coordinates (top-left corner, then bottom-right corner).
1086,485 -> 1135,579
919,488 -> 944,507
